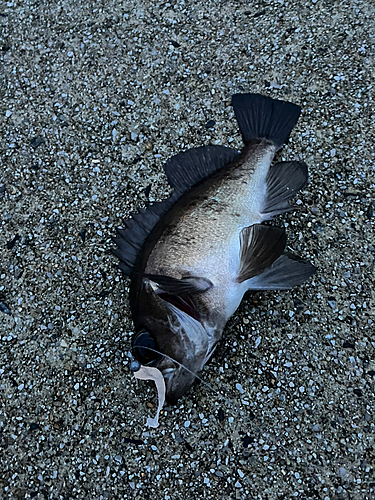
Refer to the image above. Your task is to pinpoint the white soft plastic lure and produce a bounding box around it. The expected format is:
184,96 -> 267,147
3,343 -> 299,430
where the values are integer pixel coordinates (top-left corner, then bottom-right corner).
134,365 -> 166,428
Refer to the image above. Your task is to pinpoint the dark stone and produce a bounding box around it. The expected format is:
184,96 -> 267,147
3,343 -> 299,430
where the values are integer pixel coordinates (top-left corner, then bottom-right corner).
0,185 -> 5,194
205,120 -> 215,129
353,389 -> 363,397
144,184 -> 151,197
264,370 -> 277,386
343,341 -> 355,349
123,437 -> 144,445
327,297 -> 336,309
0,302 -> 11,315
170,40 -> 180,48
6,234 -> 21,249
367,370 -> 375,377
175,434 -> 183,443
184,440 -> 193,452
30,137 -> 45,149
15,267 -> 23,279
0,432 -> 8,449
29,423 -> 40,431
79,229 -> 86,242
366,202 -> 374,219
244,10 -> 265,17
243,435 -> 254,447
217,407 -> 224,421
294,298 -> 304,314
253,9 -> 266,17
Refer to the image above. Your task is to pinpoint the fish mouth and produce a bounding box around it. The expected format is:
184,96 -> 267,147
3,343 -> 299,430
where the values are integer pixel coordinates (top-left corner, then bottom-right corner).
158,292 -> 201,321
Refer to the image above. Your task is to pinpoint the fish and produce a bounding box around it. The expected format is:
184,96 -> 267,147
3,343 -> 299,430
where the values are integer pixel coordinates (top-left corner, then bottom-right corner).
113,93 -> 316,404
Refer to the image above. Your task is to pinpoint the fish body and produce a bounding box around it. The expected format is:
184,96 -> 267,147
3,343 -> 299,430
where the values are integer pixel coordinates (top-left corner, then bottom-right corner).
113,94 -> 316,403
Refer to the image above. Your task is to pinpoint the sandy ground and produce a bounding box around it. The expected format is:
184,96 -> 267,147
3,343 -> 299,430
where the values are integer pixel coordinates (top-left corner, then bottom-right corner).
1,0 -> 374,499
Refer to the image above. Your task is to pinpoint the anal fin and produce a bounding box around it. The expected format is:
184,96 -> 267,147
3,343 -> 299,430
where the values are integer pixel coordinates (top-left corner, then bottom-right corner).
261,161 -> 308,219
246,253 -> 316,290
237,224 -> 286,283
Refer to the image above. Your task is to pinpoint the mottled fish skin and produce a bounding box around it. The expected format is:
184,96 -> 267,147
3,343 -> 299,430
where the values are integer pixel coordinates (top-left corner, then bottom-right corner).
146,141 -> 275,276
114,94 -> 316,403
144,141 -> 276,334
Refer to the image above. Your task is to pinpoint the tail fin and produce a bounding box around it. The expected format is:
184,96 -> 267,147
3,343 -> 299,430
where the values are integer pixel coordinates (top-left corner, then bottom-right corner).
231,94 -> 301,150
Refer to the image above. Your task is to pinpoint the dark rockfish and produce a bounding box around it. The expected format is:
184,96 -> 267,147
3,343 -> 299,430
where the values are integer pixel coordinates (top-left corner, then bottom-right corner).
113,94 -> 316,403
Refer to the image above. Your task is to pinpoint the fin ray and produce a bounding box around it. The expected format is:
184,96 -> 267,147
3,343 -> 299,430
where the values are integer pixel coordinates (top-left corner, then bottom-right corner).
112,194 -> 179,277
261,161 -> 308,219
237,224 -> 286,283
163,145 -> 239,194
246,253 -> 316,290
231,94 -> 301,150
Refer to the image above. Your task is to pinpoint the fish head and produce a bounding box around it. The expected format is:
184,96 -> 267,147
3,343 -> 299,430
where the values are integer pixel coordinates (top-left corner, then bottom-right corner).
131,278 -> 212,403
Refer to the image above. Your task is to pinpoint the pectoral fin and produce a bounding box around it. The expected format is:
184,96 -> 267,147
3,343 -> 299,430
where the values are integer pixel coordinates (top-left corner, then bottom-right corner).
237,224 -> 286,283
145,274 -> 213,296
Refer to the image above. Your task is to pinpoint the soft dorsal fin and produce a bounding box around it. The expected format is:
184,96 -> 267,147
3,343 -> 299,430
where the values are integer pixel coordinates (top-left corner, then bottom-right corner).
237,224 -> 286,283
145,274 -> 213,296
163,145 -> 239,194
113,145 -> 239,277
112,194 -> 179,276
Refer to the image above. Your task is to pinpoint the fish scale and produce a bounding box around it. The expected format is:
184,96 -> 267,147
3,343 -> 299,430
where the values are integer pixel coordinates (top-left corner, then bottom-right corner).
146,141 -> 275,281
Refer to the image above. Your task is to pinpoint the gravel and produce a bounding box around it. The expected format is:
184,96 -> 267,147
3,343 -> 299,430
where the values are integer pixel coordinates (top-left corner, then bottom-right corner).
1,0 -> 374,499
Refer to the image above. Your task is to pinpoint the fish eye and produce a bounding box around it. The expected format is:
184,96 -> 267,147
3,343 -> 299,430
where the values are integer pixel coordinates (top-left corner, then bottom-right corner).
132,330 -> 161,365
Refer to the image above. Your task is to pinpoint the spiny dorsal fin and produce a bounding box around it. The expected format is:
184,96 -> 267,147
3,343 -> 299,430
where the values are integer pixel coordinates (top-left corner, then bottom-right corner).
246,253 -> 316,290
163,145 -> 239,194
112,194 -> 179,276
144,274 -> 213,296
261,161 -> 308,219
237,224 -> 286,283
113,145 -> 239,276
